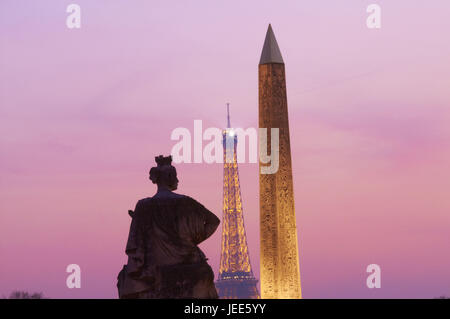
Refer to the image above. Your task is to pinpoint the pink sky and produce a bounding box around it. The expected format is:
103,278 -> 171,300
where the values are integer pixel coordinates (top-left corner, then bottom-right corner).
1,0 -> 450,298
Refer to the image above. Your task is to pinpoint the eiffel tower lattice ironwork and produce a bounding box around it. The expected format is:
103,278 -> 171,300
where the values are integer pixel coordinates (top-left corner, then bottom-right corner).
215,103 -> 259,299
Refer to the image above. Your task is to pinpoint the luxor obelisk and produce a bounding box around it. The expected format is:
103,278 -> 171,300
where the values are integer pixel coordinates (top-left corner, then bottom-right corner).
258,24 -> 302,299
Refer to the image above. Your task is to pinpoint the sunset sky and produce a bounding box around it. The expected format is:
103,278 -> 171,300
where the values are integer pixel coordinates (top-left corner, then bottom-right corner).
1,0 -> 449,298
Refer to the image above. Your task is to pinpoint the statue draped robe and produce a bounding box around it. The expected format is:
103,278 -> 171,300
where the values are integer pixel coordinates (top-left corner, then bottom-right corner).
117,193 -> 220,299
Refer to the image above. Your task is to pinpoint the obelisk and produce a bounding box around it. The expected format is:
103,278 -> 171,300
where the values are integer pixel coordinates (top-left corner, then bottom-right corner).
258,24 -> 301,299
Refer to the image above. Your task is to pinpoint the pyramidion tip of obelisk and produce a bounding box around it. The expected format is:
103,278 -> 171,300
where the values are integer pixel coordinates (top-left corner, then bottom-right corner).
259,24 -> 284,65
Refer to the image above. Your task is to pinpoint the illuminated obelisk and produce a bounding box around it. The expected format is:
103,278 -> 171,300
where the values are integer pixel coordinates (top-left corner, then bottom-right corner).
258,24 -> 301,299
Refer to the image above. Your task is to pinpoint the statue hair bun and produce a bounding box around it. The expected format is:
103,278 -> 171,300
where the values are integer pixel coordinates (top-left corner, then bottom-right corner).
149,167 -> 160,184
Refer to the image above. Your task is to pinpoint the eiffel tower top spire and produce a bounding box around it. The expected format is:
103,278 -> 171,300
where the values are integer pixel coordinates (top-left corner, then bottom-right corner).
226,103 -> 231,128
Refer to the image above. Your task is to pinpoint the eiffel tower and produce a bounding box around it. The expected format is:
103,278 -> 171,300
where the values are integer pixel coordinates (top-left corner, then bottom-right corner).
215,103 -> 259,299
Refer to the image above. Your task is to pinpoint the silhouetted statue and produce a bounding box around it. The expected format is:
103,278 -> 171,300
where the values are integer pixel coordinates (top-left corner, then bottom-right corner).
117,155 -> 220,299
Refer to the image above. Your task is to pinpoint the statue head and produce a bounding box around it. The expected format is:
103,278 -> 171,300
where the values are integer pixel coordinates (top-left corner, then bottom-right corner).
149,155 -> 178,191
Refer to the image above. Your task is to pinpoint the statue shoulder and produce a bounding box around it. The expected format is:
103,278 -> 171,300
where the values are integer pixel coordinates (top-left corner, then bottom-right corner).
128,197 -> 153,217
166,192 -> 186,200
177,194 -> 196,203
134,194 -> 185,209
128,194 -> 205,217
137,197 -> 153,206
178,195 -> 209,211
